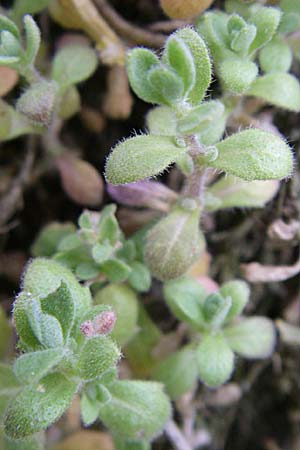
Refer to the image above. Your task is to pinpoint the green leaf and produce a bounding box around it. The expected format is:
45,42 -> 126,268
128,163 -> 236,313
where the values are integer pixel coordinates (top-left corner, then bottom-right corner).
247,73 -> 300,112
4,373 -> 77,439
94,284 -> 139,346
31,222 -> 76,257
163,34 -> 196,95
197,332 -> 234,387
13,348 -> 64,384
21,258 -> 92,319
127,48 -> 161,104
40,282 -> 75,341
224,317 -> 276,358
259,37 -> 293,73
206,176 -> 279,211
146,106 -> 177,136
101,259 -> 132,283
230,24 -> 257,55
174,27 -> 211,105
219,280 -> 250,322
2,433 -> 45,450
249,6 -> 282,52
177,100 -> 225,134
80,392 -> 100,426
77,336 -> 120,380
98,380 -> 171,441
128,261 -> 151,293
52,45 -> 98,89
92,242 -> 113,264
23,15 -> 41,66
75,262 -> 99,281
97,204 -> 120,245
105,135 -> 187,184
163,276 -> 207,327
219,58 -> 258,94
202,293 -> 232,329
211,129 -> 293,181
0,16 -> 20,40
0,364 -> 21,396
147,65 -> 184,105
152,345 -> 198,399
145,205 -> 205,281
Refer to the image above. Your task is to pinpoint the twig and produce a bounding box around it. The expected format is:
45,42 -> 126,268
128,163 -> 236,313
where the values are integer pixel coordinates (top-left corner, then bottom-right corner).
148,19 -> 190,32
0,137 -> 36,227
165,420 -> 193,450
94,0 -> 166,47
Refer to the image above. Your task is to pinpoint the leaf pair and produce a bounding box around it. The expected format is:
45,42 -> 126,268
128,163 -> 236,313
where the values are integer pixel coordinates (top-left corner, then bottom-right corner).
127,27 -> 211,106
161,277 -> 276,388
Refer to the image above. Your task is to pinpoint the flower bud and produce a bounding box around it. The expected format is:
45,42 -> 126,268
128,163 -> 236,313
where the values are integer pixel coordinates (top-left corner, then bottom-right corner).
160,0 -> 214,19
93,310 -> 117,336
107,180 -> 177,211
145,205 -> 205,281
16,80 -> 58,127
55,153 -> 104,206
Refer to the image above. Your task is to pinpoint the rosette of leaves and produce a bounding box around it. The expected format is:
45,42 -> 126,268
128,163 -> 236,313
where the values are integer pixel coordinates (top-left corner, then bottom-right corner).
2,258 -> 171,444
31,206 -> 151,292
0,12 -> 97,135
152,277 -> 276,394
198,4 -> 300,110
105,26 -> 293,281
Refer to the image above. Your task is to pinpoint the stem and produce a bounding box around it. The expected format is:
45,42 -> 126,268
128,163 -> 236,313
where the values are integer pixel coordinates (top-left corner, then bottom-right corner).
94,0 -> 166,47
182,135 -> 208,205
165,420 -> 193,450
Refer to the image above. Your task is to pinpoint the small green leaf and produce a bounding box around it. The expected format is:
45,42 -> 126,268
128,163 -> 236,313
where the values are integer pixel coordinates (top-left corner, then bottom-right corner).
21,258 -> 92,319
0,16 -> 20,40
105,135 -> 187,184
80,392 -> 100,426
98,380 -> 171,441
174,27 -> 211,105
219,280 -> 250,322
92,242 -> 113,264
259,37 -> 293,73
163,276 -> 206,327
77,336 -> 120,380
219,58 -> 258,94
127,48 -> 161,104
177,100 -> 225,134
206,176 -> 279,211
4,373 -> 77,439
75,262 -> 99,281
202,293 -> 232,329
128,261 -> 151,293
147,65 -> 184,105
97,204 -> 120,245
224,317 -> 276,358
197,332 -> 234,387
13,348 -> 64,384
247,73 -> 300,112
146,106 -> 177,136
40,282 -> 75,341
52,45 -> 98,89
94,284 -> 139,346
249,6 -> 282,52
23,15 -> 41,66
31,222 -> 76,257
230,24 -> 257,55
0,363 -> 21,396
101,259 -> 131,283
145,206 -> 205,281
211,129 -> 293,181
163,34 -> 196,94
152,345 -> 198,399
